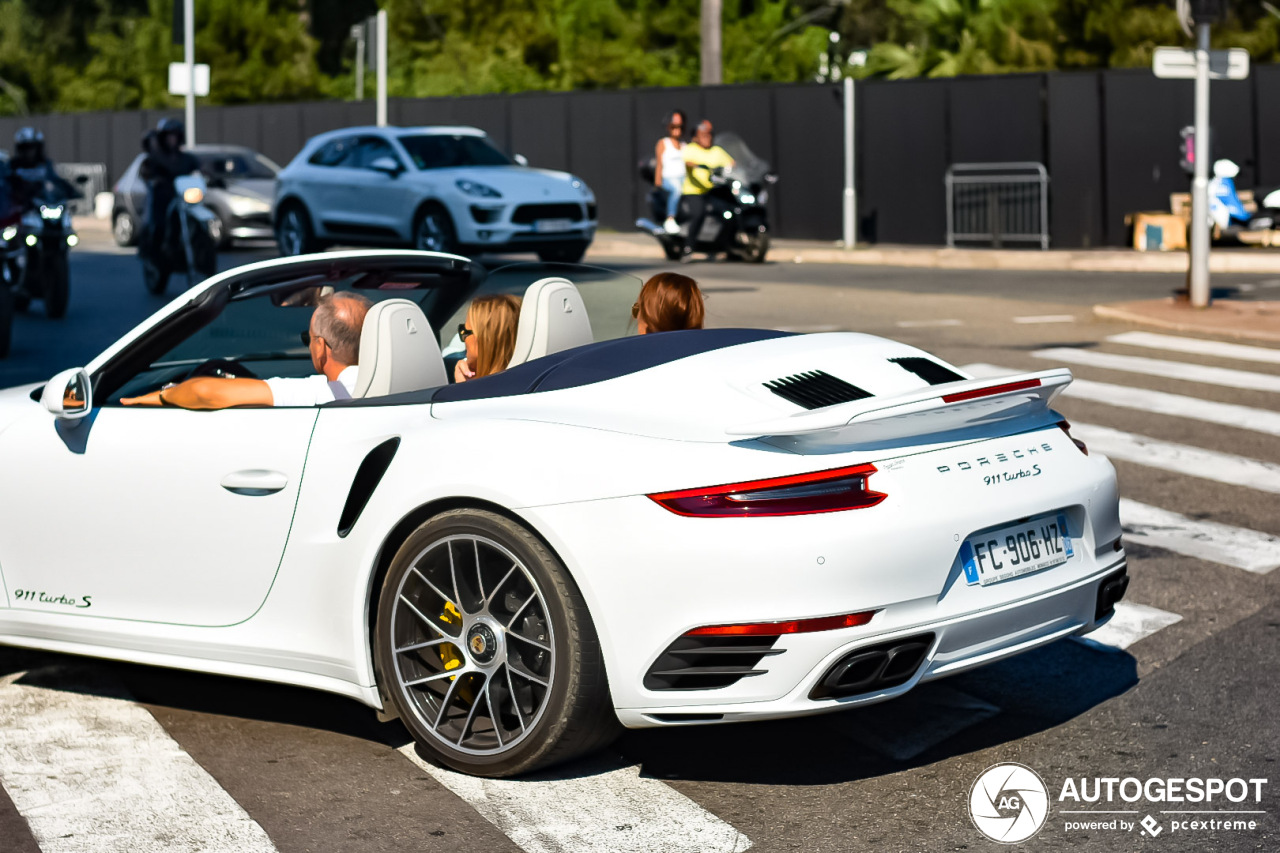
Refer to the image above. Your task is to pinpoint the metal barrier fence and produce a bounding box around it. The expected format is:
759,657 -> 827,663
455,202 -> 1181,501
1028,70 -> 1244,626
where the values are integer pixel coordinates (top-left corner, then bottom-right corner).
946,162 -> 1049,249
54,162 -> 109,216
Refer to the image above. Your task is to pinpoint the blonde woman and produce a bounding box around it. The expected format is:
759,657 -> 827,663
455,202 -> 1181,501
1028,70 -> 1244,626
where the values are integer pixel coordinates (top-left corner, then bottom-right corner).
454,293 -> 522,382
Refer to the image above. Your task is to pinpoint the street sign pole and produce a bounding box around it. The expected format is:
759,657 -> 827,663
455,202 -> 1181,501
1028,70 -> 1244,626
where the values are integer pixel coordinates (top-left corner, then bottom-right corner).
842,76 -> 855,250
376,10 -> 388,127
1189,22 -> 1211,308
184,0 -> 195,144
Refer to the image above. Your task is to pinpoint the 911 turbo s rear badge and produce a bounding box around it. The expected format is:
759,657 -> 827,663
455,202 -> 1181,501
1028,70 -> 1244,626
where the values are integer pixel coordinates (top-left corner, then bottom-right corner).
935,441 -> 1055,474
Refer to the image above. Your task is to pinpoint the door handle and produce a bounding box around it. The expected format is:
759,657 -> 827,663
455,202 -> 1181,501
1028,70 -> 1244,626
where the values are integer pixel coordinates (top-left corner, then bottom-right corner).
221,469 -> 289,496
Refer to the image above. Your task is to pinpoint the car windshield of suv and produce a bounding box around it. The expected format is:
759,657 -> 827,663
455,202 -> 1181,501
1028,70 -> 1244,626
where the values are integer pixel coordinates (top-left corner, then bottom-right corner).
198,152 -> 280,180
399,134 -> 513,170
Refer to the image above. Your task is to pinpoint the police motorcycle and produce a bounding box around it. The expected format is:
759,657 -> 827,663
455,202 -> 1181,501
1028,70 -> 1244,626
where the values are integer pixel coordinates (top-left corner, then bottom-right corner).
636,132 -> 774,263
142,171 -> 218,295
7,177 -> 81,319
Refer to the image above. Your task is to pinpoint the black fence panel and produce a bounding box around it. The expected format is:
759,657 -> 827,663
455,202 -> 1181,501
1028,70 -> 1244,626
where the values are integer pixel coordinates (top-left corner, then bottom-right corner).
510,93 -> 571,173
9,67 -> 1279,247
774,83 -> 841,240
949,74 -> 1044,163
567,91 -> 633,230
1256,64 -> 1280,188
860,78 -> 949,244
1048,72 -> 1104,248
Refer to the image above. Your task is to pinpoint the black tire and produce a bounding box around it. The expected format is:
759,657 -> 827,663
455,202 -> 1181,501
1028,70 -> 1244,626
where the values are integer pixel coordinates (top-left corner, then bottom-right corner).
275,202 -> 318,256
112,211 -> 138,247
43,251 -> 69,319
143,256 -> 170,295
537,242 -> 588,263
662,242 -> 684,262
741,232 -> 769,264
414,205 -> 458,255
0,286 -> 12,359
192,225 -> 218,278
5,260 -> 29,312
375,509 -> 618,778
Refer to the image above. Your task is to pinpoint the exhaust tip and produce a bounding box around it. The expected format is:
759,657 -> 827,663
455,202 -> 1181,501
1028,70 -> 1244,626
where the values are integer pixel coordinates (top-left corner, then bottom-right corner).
810,633 -> 935,700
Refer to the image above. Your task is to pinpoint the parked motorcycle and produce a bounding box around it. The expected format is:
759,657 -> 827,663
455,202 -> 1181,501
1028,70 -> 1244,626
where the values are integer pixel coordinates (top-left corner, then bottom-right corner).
636,132 -> 775,263
9,179 -> 80,319
142,173 -> 218,295
1209,159 -> 1280,238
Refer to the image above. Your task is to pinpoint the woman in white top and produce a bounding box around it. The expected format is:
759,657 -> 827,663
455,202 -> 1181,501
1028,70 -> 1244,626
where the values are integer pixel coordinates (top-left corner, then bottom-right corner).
653,110 -> 687,234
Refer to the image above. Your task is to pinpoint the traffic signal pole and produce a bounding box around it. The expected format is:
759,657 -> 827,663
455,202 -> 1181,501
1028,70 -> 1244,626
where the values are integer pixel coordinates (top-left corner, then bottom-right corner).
1189,21 -> 1212,308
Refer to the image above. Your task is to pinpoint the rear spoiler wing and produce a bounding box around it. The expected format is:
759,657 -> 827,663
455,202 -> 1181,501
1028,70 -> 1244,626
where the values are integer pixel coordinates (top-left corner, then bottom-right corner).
727,369 -> 1072,449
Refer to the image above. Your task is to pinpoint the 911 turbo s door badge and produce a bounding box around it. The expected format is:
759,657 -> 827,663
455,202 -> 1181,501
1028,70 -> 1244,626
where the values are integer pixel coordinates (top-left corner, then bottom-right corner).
12,589 -> 92,608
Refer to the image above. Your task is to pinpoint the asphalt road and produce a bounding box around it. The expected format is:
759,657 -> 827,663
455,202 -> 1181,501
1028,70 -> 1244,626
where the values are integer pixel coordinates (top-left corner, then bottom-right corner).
0,233 -> 1277,852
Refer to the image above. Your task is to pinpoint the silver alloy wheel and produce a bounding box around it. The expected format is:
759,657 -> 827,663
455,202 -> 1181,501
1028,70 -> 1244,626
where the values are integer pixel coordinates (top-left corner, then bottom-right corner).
416,211 -> 450,252
279,209 -> 305,255
389,534 -> 555,755
113,213 -> 134,245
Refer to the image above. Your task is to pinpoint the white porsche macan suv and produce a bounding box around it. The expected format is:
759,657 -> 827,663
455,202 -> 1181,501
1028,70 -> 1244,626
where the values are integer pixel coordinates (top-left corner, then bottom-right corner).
273,126 -> 597,262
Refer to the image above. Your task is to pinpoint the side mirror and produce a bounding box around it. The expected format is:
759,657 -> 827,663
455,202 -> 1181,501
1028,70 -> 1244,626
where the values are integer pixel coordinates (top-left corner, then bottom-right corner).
370,156 -> 403,177
513,154 -> 529,167
41,368 -> 92,420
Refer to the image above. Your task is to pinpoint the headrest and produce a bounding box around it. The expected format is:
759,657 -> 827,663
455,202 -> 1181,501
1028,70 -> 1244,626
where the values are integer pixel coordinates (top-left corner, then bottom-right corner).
352,298 -> 447,398
506,278 -> 593,369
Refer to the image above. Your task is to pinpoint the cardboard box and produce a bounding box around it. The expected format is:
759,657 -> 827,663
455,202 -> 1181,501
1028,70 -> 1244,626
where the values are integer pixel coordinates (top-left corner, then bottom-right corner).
1127,212 -> 1188,251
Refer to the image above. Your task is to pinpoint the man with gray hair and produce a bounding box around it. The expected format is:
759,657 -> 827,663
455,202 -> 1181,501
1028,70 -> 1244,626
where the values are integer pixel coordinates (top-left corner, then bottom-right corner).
122,291 -> 373,409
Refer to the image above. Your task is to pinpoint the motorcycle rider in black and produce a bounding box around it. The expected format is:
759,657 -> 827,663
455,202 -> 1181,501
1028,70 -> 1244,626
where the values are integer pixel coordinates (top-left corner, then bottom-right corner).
8,128 -> 72,217
139,119 -> 200,261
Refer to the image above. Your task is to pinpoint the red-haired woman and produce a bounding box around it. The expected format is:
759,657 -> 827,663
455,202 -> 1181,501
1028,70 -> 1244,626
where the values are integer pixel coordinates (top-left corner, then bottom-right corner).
632,272 -> 704,334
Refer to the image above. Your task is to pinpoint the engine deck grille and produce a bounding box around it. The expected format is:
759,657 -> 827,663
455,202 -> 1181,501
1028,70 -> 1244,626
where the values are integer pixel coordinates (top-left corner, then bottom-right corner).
764,370 -> 873,410
890,357 -> 966,386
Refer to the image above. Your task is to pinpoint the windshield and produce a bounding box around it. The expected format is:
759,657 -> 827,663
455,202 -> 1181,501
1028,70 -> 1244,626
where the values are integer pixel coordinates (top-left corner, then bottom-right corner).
197,151 -> 279,180
399,134 -> 513,170
716,133 -> 770,184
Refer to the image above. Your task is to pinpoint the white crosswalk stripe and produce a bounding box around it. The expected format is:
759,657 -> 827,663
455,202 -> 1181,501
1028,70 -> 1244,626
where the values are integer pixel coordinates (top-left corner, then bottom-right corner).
1068,422 -> 1280,495
965,362 -> 1280,437
1118,499 -> 1280,574
1074,602 -> 1183,652
0,668 -> 277,853
1107,331 -> 1280,365
1033,347 -> 1280,393
399,746 -> 752,853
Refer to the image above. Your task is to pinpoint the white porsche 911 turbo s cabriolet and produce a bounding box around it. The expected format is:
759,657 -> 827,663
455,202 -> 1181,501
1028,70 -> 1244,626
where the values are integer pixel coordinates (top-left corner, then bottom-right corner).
0,251 -> 1127,777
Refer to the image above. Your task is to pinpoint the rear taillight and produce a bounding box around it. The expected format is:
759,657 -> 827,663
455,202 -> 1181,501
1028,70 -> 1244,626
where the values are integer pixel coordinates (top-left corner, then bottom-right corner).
1058,420 -> 1088,455
648,464 -> 885,518
685,610 -> 879,637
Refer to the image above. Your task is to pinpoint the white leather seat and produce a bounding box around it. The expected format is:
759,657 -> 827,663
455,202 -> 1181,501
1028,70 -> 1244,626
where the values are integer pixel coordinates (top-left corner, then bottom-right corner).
506,278 -> 594,369
352,298 -> 447,398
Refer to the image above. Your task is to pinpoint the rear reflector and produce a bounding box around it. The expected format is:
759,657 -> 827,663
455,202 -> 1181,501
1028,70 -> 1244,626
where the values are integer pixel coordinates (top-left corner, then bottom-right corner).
649,463 -> 885,518
941,378 -> 1041,403
686,610 -> 878,637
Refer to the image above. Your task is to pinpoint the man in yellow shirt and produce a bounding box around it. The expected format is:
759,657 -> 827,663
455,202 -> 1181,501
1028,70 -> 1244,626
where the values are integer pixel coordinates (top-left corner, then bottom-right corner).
680,120 -> 734,254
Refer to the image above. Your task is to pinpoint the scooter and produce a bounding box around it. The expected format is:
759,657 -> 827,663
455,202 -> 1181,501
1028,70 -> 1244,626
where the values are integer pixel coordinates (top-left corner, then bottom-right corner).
635,132 -> 774,263
142,172 -> 218,295
1209,159 -> 1280,238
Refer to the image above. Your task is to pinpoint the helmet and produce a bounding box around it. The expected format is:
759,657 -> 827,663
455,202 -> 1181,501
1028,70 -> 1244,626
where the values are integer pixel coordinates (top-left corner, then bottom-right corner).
1213,159 -> 1240,179
156,118 -> 186,145
14,127 -> 43,147
12,127 -> 44,165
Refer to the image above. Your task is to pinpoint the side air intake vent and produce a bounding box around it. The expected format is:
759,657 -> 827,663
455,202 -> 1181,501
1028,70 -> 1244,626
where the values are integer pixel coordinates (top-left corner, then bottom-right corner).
890,357 -> 966,385
644,635 -> 784,691
765,370 -> 872,410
